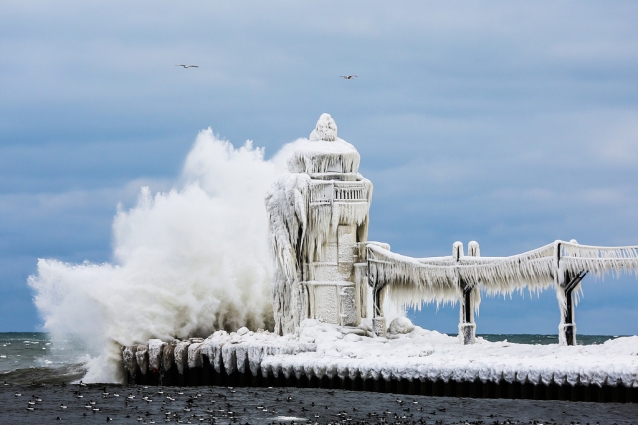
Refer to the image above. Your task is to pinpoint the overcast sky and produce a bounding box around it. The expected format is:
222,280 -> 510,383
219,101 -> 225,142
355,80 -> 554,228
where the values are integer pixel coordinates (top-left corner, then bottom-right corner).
2,1 -> 638,334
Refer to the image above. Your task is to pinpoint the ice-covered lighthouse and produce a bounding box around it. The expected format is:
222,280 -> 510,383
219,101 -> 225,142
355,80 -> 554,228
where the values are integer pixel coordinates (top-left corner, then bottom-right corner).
266,113 -> 380,335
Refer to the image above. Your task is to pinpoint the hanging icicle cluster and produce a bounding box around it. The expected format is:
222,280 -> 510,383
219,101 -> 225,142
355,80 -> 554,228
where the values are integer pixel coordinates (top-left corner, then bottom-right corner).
265,174 -> 310,335
368,240 -> 638,313
558,241 -> 638,281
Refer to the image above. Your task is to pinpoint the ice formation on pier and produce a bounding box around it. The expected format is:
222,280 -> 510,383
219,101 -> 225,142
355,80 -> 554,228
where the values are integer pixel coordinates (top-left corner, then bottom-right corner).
124,319 -> 638,388
366,238 -> 638,344
266,113 -> 373,335
368,241 -> 638,303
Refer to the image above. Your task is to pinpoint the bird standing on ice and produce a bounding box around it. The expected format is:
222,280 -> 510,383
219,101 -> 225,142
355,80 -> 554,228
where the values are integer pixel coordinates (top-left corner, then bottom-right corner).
340,75 -> 357,79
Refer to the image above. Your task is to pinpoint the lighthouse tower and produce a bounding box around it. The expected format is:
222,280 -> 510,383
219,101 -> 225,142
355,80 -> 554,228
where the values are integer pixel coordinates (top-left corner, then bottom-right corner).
266,114 -> 374,335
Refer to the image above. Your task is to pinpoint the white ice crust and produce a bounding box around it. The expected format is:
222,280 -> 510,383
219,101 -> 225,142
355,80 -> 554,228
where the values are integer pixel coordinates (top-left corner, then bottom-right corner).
147,339 -> 166,371
135,321 -> 638,388
286,139 -> 360,174
388,317 -> 415,335
309,113 -> 338,142
262,321 -> 638,387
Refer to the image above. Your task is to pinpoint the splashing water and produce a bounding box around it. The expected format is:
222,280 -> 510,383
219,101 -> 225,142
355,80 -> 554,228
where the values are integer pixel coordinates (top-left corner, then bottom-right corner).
28,129 -> 304,382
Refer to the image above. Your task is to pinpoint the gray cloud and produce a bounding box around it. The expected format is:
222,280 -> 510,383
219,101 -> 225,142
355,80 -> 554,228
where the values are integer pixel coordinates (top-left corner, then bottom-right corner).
1,1 -> 638,333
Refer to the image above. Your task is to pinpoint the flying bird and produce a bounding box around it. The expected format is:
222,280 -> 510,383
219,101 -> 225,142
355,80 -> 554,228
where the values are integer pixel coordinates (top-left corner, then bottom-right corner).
340,75 -> 357,79
176,64 -> 199,68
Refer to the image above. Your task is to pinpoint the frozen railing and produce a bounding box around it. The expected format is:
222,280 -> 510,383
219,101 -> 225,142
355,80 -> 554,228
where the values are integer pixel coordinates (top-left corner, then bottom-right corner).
366,240 -> 638,345
334,182 -> 368,202
309,181 -> 371,205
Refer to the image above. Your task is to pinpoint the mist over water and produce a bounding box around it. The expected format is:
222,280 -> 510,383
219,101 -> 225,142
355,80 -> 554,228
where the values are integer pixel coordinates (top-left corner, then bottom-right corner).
28,129 -> 302,383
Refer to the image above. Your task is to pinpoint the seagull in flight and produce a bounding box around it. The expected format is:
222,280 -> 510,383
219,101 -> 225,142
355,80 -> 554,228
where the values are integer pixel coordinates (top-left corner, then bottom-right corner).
340,75 -> 357,79
176,64 -> 199,68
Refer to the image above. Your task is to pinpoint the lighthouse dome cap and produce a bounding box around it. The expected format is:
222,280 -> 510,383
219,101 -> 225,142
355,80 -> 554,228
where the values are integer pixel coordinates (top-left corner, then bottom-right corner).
287,114 -> 360,174
309,113 -> 338,142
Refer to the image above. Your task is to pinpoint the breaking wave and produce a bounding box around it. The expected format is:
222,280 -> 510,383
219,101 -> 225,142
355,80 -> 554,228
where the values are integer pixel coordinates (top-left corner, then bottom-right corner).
28,129 -> 302,383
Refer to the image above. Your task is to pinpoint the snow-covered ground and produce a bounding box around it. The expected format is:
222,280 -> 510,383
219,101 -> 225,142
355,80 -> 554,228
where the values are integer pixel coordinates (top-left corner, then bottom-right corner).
134,318 -> 638,388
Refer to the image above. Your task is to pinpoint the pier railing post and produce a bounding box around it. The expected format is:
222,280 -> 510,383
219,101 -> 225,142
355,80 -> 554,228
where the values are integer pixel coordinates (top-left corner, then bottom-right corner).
458,241 -> 478,344
557,286 -> 576,346
368,247 -> 386,337
372,288 -> 386,337
556,240 -> 586,346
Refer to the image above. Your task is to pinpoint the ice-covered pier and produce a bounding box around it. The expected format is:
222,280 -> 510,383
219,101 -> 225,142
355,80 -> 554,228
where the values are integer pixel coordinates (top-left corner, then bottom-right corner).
122,320 -> 638,403
120,114 -> 638,402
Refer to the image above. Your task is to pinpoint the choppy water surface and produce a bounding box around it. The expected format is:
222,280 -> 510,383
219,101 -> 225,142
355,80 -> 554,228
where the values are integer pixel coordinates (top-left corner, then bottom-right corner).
476,334 -> 624,345
1,384 -> 636,424
0,333 -> 87,385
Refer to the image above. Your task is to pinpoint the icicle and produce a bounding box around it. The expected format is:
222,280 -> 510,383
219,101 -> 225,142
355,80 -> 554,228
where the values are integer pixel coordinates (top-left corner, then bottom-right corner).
265,174 -> 311,334
368,239 -> 638,320
366,242 -> 557,310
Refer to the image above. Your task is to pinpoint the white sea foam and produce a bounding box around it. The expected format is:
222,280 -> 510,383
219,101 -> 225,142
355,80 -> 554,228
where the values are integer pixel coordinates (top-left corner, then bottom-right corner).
28,129 -> 303,382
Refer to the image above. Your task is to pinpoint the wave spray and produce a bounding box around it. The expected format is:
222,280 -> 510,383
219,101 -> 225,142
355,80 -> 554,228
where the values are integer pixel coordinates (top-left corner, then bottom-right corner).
28,129 -> 301,382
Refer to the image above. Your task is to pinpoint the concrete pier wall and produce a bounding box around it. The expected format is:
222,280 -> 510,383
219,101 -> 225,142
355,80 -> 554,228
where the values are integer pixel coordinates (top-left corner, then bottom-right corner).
123,350 -> 638,404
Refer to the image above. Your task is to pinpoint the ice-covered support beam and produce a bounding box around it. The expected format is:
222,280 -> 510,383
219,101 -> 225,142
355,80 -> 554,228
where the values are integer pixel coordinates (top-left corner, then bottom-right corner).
370,257 -> 386,337
162,342 -> 176,372
556,240 -> 587,346
122,345 -> 138,379
174,341 -> 191,375
148,339 -> 166,373
557,272 -> 586,346
135,344 -> 149,375
459,241 -> 480,345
